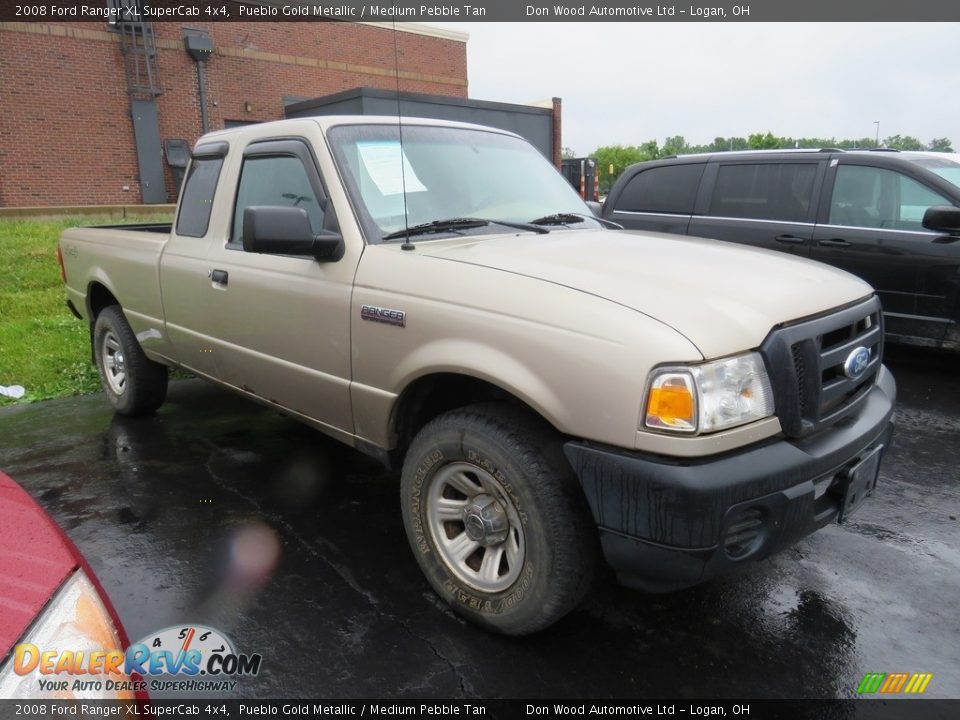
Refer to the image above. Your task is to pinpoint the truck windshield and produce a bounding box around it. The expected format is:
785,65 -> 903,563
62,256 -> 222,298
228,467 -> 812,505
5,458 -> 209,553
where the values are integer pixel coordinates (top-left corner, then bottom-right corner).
327,124 -> 598,242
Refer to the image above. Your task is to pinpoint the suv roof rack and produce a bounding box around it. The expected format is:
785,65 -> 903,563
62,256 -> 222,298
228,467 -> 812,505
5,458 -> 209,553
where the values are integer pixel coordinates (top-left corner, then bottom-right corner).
673,148 -> 846,159
669,147 -> 904,159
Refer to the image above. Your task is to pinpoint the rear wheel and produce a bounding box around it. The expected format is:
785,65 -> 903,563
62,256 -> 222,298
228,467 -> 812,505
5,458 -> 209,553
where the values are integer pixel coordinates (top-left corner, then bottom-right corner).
400,403 -> 597,635
93,305 -> 168,416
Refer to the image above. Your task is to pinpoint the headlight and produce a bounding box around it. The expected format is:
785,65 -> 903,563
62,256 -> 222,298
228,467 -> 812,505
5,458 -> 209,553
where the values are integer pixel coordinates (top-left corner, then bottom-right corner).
0,570 -> 135,700
644,352 -> 775,434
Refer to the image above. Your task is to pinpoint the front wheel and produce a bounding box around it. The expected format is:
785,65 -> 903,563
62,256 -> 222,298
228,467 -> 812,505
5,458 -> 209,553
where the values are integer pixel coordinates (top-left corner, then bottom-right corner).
93,305 -> 168,416
400,403 -> 597,635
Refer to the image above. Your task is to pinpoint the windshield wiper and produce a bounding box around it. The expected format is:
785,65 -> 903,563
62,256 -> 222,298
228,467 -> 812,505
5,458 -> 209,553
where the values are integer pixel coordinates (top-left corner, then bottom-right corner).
530,213 -> 586,226
486,218 -> 550,234
530,212 -> 623,230
591,215 -> 624,229
382,218 -> 487,241
382,217 -> 549,241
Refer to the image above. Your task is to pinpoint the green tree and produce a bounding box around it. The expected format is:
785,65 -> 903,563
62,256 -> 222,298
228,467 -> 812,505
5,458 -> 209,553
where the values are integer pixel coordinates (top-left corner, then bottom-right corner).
587,131 -> 948,174
928,137 -> 954,152
561,146 -> 577,160
797,137 -> 833,149
640,140 -> 660,159
748,132 -> 781,149
661,135 -> 689,156
704,137 -> 729,152
591,144 -> 658,194
883,134 -> 924,150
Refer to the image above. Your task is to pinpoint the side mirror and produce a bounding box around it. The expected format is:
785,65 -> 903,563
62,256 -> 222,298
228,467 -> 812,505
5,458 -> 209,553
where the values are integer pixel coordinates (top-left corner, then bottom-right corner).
922,205 -> 960,235
243,206 -> 344,261
584,200 -> 603,217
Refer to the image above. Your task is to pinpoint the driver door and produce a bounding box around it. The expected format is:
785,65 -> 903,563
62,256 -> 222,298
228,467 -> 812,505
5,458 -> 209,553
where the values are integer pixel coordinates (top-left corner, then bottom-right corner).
812,162 -> 960,345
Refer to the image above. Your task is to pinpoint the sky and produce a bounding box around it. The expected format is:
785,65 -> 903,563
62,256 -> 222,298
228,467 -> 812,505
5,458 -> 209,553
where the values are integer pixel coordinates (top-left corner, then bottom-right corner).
431,23 -> 960,155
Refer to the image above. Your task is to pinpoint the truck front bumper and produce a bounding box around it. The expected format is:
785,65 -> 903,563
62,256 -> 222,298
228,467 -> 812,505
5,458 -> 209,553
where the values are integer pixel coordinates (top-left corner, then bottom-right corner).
564,365 -> 896,592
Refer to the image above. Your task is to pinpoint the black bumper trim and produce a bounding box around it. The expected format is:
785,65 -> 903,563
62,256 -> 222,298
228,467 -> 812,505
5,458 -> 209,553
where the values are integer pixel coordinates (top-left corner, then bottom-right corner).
564,366 -> 896,592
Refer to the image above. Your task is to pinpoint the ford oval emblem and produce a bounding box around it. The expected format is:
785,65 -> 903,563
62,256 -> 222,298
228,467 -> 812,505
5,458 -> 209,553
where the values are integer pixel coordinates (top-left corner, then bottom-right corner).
843,346 -> 871,380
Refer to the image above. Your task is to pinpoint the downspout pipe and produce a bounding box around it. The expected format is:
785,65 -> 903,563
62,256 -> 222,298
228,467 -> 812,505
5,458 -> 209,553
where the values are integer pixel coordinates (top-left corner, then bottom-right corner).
196,60 -> 210,134
184,32 -> 214,135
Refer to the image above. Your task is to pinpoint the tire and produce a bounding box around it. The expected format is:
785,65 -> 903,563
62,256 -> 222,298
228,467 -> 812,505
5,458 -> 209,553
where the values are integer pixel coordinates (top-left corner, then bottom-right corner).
93,305 -> 168,416
400,402 -> 597,635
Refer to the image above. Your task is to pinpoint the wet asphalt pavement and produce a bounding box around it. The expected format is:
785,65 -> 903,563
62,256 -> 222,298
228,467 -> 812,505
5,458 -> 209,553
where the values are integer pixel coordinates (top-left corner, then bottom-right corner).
0,347 -> 957,700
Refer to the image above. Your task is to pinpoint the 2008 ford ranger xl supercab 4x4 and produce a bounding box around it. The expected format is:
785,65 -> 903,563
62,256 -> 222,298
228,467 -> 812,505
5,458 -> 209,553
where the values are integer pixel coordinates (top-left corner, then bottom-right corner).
59,117 -> 896,635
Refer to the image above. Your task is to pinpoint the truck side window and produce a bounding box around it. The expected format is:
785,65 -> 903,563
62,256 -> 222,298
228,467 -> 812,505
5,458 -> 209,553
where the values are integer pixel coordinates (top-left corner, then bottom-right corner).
709,163 -> 816,223
829,165 -> 950,231
615,164 -> 703,214
232,155 -> 325,244
175,156 -> 224,238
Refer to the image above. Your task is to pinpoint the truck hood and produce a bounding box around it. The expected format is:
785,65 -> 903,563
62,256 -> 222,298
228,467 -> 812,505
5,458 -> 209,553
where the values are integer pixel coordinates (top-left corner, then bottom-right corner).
419,229 -> 873,358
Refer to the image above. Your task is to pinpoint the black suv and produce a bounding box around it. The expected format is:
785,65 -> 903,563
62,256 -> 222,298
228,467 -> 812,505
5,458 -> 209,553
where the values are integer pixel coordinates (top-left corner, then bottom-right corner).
603,149 -> 960,351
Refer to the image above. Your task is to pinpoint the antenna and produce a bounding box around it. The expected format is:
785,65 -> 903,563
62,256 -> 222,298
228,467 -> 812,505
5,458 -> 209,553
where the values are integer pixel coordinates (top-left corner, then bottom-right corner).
392,21 -> 414,251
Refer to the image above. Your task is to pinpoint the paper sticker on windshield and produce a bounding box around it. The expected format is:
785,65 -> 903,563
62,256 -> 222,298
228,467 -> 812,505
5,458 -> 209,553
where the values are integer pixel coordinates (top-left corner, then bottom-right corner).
357,141 -> 426,196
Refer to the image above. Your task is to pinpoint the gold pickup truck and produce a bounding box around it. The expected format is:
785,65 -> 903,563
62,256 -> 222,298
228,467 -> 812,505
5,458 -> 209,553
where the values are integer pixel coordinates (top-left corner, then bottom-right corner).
59,117 -> 896,634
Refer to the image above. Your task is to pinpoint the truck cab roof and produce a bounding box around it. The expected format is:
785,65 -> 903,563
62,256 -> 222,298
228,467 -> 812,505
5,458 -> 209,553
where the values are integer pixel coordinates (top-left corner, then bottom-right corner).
193,115 -> 522,153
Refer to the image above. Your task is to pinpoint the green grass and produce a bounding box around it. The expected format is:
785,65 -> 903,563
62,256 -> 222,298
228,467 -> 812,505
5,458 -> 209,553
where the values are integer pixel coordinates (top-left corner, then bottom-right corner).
0,215 -> 172,406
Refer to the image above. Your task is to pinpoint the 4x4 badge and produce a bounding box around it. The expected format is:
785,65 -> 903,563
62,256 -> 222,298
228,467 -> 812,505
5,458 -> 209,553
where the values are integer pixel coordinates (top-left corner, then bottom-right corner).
361,304 -> 406,328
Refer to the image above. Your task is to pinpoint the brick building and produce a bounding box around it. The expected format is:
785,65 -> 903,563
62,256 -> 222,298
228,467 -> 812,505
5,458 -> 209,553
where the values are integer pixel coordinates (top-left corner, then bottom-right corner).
0,20 -> 468,207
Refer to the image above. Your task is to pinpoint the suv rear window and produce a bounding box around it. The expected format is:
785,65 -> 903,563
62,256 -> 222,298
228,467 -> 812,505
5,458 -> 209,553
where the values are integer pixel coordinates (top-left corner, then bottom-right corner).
614,164 -> 703,214
709,163 -> 816,223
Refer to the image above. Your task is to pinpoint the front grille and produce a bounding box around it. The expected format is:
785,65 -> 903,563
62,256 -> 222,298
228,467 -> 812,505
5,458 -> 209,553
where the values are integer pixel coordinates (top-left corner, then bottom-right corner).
791,343 -> 808,417
761,296 -> 883,438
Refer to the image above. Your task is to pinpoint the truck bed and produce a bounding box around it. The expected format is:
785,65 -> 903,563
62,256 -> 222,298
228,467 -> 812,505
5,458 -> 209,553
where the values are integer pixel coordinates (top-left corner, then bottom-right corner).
59,226 -> 170,344
87,222 -> 172,234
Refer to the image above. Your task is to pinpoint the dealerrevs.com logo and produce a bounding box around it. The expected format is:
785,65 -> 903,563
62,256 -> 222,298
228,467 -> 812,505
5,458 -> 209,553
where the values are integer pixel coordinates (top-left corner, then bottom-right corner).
14,624 -> 262,694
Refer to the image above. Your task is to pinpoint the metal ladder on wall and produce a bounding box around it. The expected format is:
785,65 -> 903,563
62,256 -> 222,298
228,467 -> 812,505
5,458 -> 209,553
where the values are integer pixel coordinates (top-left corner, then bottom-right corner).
114,0 -> 168,203
118,18 -> 163,100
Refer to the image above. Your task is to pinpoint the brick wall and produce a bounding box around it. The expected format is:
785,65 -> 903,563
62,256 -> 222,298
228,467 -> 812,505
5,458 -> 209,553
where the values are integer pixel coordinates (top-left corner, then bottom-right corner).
0,21 -> 467,207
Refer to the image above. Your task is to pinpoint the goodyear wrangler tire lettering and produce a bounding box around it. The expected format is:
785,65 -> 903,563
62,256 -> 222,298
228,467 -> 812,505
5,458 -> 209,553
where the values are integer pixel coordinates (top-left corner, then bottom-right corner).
410,449 -> 445,555
399,402 -> 598,635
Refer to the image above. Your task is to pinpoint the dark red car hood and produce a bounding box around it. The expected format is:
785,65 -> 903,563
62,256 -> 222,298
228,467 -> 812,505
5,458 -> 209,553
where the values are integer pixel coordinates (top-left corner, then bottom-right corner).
0,471 -> 80,660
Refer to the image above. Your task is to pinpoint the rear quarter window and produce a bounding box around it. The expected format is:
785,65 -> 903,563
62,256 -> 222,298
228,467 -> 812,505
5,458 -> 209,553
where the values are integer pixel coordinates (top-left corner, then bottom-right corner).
709,162 -> 817,223
175,156 -> 224,238
614,163 -> 704,214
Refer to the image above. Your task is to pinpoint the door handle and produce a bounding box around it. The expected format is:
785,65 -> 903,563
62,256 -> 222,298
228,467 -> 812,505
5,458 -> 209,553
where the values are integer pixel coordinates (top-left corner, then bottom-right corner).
209,269 -> 229,285
818,238 -> 852,248
774,235 -> 806,245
